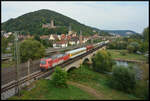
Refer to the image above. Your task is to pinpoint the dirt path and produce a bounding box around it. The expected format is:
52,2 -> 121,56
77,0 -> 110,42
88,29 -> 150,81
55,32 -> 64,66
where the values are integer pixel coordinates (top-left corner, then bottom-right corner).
67,81 -> 109,100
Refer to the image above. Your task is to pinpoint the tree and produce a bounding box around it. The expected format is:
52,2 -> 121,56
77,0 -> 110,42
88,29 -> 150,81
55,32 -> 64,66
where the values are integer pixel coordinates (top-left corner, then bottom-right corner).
7,34 -> 15,43
127,45 -> 135,53
127,42 -> 140,53
129,33 -> 143,40
1,37 -> 9,53
41,39 -> 53,48
34,35 -> 41,42
20,38 -> 45,62
139,42 -> 149,53
92,50 -> 114,73
143,27 -> 149,42
109,65 -> 136,93
51,66 -> 68,88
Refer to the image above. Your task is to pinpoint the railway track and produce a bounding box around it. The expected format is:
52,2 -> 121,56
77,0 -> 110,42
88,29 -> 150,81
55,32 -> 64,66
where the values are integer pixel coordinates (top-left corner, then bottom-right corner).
1,71 -> 43,93
1,44 -> 106,95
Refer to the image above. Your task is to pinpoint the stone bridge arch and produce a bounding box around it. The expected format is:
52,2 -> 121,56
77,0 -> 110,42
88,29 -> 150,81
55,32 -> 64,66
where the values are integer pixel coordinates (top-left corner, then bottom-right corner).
67,66 -> 77,73
82,58 -> 90,65
92,53 -> 96,57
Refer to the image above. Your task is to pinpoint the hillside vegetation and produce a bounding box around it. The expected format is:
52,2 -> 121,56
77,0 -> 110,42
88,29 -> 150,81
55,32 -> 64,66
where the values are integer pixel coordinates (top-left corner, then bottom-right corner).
2,9 -> 105,36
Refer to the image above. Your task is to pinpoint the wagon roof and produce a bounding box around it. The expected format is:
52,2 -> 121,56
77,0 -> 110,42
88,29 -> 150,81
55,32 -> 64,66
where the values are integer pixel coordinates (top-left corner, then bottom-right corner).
66,47 -> 86,54
50,53 -> 65,60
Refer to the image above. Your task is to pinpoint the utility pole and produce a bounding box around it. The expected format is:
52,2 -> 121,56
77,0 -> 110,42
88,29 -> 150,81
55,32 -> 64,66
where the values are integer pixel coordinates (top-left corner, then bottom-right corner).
14,31 -> 20,96
80,30 -> 82,46
27,59 -> 31,87
91,35 -> 93,44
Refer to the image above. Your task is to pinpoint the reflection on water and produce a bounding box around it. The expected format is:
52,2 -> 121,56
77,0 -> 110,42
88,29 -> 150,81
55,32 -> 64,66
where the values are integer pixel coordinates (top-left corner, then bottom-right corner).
115,61 -> 129,67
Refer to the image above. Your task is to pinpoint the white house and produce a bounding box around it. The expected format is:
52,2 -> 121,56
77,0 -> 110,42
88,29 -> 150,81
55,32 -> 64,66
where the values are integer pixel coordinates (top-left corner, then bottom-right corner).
82,37 -> 89,43
49,34 -> 55,40
3,32 -> 12,38
69,41 -> 76,45
53,41 -> 68,48
58,35 -> 61,40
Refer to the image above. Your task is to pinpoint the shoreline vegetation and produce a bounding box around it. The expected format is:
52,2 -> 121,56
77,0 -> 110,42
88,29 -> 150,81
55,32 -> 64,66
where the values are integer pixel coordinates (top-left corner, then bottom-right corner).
107,49 -> 148,62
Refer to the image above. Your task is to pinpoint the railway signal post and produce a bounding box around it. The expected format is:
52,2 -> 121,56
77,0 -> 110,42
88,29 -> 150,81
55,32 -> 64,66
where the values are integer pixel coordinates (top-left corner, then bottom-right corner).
27,59 -> 32,89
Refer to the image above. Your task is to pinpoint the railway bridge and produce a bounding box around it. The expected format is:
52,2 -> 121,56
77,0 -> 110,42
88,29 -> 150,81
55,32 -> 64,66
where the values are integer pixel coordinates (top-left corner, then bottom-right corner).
1,44 -> 108,100
64,45 -> 106,71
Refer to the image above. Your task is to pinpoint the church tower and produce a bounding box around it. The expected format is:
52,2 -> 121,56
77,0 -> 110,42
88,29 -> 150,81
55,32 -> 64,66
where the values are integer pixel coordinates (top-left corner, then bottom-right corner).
68,24 -> 72,35
51,20 -> 54,28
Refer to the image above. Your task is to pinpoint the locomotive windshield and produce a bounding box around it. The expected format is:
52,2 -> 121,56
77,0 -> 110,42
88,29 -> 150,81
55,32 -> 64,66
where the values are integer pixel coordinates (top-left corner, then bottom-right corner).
40,61 -> 46,64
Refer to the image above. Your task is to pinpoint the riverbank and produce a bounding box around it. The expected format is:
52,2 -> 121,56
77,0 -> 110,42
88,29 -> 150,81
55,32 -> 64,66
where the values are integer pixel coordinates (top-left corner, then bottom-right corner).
107,49 -> 148,62
113,58 -> 145,64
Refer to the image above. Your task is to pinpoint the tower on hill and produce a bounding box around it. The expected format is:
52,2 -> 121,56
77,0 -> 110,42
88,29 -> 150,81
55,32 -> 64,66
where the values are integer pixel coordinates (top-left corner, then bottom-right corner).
42,20 -> 56,29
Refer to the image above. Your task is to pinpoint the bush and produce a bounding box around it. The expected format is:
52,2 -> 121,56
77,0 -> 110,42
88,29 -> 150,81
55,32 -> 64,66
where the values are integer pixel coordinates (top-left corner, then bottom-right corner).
51,66 -> 68,88
92,50 -> 114,73
109,65 -> 136,93
134,80 -> 149,99
120,51 -> 127,56
127,45 -> 134,53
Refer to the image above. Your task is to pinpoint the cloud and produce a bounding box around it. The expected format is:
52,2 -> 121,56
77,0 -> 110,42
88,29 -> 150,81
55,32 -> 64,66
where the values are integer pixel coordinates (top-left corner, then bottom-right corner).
1,1 -> 149,33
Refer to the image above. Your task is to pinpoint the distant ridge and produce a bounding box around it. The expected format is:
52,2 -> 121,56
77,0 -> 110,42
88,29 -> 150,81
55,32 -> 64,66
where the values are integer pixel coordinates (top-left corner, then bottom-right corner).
102,30 -> 137,36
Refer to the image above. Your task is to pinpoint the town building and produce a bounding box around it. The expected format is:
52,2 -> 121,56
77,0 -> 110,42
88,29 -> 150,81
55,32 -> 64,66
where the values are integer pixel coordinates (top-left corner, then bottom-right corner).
82,36 -> 89,43
3,32 -> 12,38
49,34 -> 55,41
40,35 -> 49,40
69,37 -> 80,45
53,40 -> 68,48
61,34 -> 66,40
49,34 -> 60,41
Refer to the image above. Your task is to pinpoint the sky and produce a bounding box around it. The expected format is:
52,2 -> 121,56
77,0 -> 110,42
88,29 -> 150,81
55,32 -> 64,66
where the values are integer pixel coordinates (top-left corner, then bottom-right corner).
1,1 -> 149,34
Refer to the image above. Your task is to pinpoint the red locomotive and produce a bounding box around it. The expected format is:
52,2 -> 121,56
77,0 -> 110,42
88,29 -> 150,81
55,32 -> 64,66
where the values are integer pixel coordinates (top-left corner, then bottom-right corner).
40,54 -> 69,71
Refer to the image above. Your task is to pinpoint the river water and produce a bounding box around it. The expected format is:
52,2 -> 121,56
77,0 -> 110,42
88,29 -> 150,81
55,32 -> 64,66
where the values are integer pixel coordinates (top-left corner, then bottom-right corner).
115,60 -> 143,80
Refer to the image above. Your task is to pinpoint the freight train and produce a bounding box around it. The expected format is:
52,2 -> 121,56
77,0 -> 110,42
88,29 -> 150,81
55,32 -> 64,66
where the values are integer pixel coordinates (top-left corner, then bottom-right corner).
40,40 -> 109,71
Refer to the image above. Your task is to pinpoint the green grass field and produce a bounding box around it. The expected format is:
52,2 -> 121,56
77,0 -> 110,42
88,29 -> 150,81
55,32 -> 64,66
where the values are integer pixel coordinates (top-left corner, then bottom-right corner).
107,49 -> 147,62
8,79 -> 96,100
